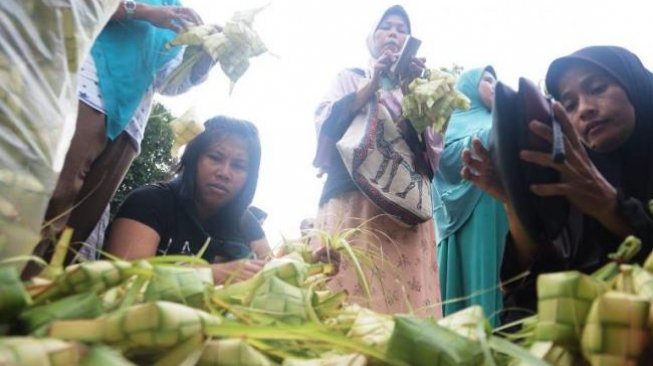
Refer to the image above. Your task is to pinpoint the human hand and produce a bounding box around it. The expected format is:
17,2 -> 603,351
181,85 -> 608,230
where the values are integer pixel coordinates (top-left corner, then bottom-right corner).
461,138 -> 509,203
407,57 -> 426,81
519,103 -> 618,221
400,57 -> 426,94
141,5 -> 204,32
370,50 -> 397,88
211,259 -> 265,284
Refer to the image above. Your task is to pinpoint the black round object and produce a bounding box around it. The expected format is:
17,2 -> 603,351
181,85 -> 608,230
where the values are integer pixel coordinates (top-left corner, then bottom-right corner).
490,78 -> 569,244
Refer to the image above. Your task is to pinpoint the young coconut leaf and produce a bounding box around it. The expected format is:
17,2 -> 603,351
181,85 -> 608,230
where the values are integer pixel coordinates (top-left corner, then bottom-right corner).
386,315 -> 485,366
0,266 -> 30,324
19,292 -> 102,336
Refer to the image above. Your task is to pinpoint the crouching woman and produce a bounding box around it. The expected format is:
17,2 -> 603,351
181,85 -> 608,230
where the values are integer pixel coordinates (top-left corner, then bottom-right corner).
106,116 -> 271,283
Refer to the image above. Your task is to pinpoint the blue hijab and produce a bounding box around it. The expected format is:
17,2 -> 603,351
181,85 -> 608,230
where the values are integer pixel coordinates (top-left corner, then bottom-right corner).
91,0 -> 182,140
433,66 -> 495,240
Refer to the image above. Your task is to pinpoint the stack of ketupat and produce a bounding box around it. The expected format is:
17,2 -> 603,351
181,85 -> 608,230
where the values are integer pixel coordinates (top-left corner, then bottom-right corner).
3,227 -> 653,365
512,235 -> 653,366
402,68 -> 471,138
162,5 -> 270,93
0,231 -> 556,366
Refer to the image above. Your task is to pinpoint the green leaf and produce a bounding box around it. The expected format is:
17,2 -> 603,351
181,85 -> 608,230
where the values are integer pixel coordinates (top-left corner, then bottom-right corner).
386,315 -> 485,366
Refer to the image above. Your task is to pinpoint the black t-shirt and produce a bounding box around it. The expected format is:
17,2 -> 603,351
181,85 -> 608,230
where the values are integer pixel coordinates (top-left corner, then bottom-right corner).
114,182 -> 265,263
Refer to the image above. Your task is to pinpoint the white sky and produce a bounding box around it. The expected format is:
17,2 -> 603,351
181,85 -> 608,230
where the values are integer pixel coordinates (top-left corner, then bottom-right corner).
159,0 -> 653,247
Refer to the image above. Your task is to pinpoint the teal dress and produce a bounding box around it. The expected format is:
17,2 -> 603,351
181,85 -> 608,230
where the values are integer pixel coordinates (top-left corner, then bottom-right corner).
433,67 -> 508,326
90,0 -> 182,140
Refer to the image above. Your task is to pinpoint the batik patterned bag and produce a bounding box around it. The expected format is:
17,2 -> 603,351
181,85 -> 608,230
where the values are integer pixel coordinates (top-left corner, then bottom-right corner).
336,92 -> 432,226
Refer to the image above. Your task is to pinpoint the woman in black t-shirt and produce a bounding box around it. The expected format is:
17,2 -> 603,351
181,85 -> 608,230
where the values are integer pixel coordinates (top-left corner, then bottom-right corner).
106,116 -> 271,284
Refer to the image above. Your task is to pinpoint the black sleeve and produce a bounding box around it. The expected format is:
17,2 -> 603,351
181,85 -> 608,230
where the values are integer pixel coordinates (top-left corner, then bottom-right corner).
114,185 -> 171,239
319,92 -> 357,142
499,233 -> 567,323
240,210 -> 265,242
616,189 -> 653,261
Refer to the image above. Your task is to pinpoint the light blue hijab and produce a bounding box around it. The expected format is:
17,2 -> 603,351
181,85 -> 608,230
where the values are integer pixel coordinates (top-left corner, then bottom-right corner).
433,66 -> 495,241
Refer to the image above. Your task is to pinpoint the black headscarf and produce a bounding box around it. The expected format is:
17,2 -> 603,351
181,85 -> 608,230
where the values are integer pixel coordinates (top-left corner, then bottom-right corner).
546,46 -> 653,208
501,48 -> 653,324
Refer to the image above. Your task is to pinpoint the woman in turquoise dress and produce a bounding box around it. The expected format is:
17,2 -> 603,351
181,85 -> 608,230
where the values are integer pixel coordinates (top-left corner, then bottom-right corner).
433,66 -> 508,326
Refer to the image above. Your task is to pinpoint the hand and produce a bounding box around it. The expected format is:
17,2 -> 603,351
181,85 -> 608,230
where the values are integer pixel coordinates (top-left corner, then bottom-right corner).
211,259 -> 265,284
461,138 -> 508,203
370,50 -> 397,89
311,246 -> 341,275
141,5 -> 204,32
400,57 -> 426,94
519,103 -> 618,221
409,57 -> 426,76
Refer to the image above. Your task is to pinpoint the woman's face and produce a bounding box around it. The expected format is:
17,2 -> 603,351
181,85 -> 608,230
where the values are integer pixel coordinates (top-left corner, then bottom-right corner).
478,71 -> 497,111
372,14 -> 409,57
557,63 -> 636,152
195,135 -> 249,212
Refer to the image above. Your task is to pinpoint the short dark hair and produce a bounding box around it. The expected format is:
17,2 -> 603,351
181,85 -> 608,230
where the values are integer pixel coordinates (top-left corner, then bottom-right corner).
176,116 -> 261,224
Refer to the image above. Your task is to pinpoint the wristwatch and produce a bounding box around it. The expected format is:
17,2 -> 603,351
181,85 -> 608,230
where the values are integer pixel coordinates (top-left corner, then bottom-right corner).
123,0 -> 137,19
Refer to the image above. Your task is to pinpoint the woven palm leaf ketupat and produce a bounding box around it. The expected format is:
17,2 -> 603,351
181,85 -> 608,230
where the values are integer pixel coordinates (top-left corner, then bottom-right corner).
34,260 -> 144,302
534,271 -> 608,349
581,291 -> 653,365
162,5 -> 269,92
523,341 -> 576,366
0,337 -> 80,366
48,301 -> 219,349
197,338 -> 275,366
437,305 -> 491,342
144,265 -> 213,308
402,68 -> 470,137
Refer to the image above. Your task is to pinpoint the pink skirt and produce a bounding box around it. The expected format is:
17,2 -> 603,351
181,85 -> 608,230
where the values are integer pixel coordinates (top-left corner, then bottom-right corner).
314,191 -> 442,318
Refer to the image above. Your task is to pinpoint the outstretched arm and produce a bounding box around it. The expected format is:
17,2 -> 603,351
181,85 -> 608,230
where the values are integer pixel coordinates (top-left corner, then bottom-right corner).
111,2 -> 203,32
461,138 -> 537,269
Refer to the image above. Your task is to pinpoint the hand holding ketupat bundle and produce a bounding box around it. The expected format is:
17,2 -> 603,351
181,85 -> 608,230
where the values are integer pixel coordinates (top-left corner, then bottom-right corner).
163,5 -> 270,93
402,68 -> 471,138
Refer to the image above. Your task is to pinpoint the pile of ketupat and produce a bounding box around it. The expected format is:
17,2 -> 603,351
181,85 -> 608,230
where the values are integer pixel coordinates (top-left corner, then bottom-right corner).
402,68 -> 471,137
162,5 -> 270,94
0,227 -> 556,366
2,233 -> 653,365
508,234 -> 653,366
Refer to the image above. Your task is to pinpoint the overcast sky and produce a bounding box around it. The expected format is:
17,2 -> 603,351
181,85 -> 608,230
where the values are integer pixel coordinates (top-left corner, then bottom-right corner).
159,0 -> 653,247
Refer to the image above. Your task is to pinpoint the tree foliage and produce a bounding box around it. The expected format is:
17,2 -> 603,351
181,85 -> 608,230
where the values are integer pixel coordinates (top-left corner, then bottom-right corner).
110,103 -> 176,215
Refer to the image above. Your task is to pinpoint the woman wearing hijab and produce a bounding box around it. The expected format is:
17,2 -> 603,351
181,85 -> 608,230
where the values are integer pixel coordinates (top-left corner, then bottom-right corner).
461,46 -> 653,321
434,66 -> 508,325
312,5 -> 441,317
